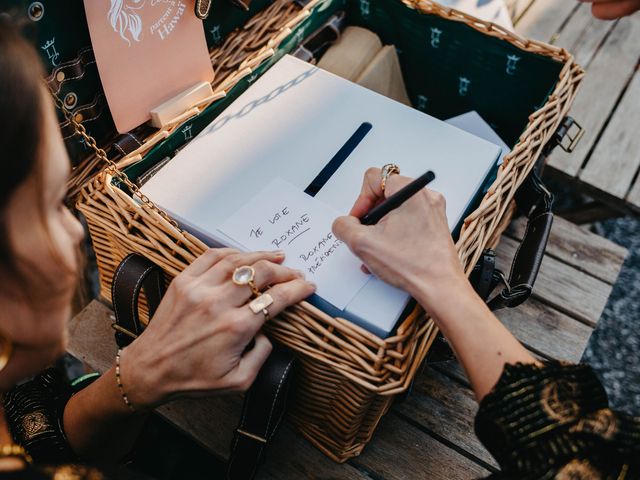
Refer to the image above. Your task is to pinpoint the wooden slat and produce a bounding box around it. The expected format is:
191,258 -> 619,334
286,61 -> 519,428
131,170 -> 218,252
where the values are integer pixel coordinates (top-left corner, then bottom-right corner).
496,236 -> 612,326
548,16 -> 640,177
506,216 -> 627,285
352,416 -> 490,480
552,4 -> 617,67
515,0 -> 577,41
582,68 -> 640,203
508,0 -> 535,25
261,427 -> 371,479
393,368 -> 497,468
496,299 -> 593,361
625,119 -> 640,208
428,298 -> 592,365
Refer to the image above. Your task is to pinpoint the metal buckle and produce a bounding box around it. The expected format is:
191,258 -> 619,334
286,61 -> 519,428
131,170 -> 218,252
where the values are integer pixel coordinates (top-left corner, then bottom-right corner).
111,323 -> 139,339
236,429 -> 267,444
558,118 -> 584,153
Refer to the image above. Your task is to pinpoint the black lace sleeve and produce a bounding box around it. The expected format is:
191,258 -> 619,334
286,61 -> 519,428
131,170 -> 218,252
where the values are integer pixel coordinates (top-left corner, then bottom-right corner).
475,362 -> 640,479
3,368 -> 98,465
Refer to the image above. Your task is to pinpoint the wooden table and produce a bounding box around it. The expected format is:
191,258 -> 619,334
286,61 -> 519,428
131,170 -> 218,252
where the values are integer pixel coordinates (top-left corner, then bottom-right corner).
510,0 -> 640,222
69,216 -> 626,479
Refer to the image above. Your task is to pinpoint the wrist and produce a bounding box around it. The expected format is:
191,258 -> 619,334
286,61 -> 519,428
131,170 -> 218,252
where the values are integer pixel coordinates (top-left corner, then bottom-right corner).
118,343 -> 164,409
410,270 -> 478,319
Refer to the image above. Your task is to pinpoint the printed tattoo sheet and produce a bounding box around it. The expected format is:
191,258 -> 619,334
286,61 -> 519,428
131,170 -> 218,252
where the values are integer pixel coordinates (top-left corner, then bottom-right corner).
219,178 -> 370,310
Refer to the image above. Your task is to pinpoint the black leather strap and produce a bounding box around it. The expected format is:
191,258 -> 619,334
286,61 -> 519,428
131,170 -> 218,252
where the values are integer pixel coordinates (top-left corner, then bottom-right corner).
110,254 -> 295,479
111,254 -> 165,347
227,346 -> 295,480
112,125 -> 158,159
471,168 -> 554,311
291,11 -> 346,63
469,249 -> 496,301
60,93 -> 109,140
46,47 -> 96,95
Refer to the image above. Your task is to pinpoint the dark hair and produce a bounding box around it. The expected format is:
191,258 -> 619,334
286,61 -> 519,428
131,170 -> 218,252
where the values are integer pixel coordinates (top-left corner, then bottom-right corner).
0,19 -> 47,273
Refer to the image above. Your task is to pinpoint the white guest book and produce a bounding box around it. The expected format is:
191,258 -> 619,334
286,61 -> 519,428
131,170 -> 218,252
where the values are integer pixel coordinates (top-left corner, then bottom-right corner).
141,55 -> 501,337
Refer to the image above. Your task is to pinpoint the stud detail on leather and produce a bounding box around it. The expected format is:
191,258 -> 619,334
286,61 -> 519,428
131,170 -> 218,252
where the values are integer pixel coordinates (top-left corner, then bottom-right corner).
195,0 -> 212,19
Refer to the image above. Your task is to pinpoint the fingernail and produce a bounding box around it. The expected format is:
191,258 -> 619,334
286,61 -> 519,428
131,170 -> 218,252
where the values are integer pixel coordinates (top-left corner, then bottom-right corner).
295,270 -> 305,277
273,250 -> 286,257
308,281 -> 317,289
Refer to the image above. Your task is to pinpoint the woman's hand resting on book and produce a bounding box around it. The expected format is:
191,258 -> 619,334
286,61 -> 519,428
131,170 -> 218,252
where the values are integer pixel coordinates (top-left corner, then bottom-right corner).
118,249 -> 315,408
332,167 -> 467,315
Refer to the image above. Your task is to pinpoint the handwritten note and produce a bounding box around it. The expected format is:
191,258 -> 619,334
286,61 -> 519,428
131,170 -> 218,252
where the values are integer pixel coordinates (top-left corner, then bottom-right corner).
219,178 -> 370,310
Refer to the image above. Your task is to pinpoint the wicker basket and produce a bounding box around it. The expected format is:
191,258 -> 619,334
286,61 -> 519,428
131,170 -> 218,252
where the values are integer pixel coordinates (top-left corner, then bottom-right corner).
71,0 -> 584,462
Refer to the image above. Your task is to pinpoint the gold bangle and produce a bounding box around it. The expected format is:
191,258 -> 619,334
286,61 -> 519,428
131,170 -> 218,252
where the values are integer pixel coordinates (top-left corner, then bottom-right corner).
115,349 -> 136,412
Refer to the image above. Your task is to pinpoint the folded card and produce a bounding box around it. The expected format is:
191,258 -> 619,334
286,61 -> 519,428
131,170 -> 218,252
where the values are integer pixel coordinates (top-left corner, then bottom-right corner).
220,178 -> 370,310
83,0 -> 215,133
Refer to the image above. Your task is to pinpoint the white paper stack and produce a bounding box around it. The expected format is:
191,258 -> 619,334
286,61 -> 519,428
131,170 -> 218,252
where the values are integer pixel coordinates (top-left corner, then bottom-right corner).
141,55 -> 501,337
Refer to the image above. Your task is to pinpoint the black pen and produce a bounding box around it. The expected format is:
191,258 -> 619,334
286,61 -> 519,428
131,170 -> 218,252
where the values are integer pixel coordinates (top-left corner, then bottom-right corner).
360,170 -> 436,225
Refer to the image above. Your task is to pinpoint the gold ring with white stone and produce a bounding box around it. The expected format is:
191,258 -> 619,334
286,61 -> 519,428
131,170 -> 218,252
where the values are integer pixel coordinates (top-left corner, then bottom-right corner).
249,293 -> 273,321
232,265 -> 261,297
381,164 -> 400,192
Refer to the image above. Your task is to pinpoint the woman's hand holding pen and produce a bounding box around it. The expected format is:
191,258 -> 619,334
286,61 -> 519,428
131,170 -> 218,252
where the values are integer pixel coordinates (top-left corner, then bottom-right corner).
332,167 -> 467,314
335,168 -> 536,400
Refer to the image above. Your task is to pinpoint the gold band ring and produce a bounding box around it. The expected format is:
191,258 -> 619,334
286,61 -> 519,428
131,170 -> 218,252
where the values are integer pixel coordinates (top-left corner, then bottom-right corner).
249,293 -> 274,321
232,265 -> 261,297
381,164 -> 400,192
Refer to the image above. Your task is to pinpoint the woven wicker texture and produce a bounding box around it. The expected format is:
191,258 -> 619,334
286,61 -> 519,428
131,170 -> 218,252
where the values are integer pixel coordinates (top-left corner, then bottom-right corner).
75,0 -> 584,462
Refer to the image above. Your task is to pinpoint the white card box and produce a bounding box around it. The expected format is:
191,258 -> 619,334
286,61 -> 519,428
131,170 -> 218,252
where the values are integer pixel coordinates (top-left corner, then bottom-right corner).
141,55 -> 501,337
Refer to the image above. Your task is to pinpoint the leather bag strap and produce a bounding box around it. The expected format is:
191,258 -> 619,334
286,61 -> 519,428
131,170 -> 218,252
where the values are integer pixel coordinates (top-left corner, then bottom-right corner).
110,254 -> 295,479
227,346 -> 295,480
111,253 -> 165,347
471,168 -> 554,311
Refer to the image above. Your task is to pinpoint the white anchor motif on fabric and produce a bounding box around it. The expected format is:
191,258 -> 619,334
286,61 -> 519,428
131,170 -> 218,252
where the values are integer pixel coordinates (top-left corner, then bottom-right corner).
41,38 -> 60,66
360,0 -> 370,17
506,54 -> 520,75
430,27 -> 442,48
458,76 -> 471,96
294,28 -> 305,46
210,25 -> 222,44
247,73 -> 259,84
181,124 -> 193,141
416,95 -> 428,111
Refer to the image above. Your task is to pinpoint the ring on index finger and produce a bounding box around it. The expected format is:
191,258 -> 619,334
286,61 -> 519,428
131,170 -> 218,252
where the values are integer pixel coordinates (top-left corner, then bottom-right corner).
232,265 -> 261,297
381,163 -> 400,192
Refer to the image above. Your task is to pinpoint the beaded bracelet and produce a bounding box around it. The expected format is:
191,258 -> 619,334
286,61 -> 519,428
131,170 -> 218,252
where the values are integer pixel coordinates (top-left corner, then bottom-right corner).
115,349 -> 136,412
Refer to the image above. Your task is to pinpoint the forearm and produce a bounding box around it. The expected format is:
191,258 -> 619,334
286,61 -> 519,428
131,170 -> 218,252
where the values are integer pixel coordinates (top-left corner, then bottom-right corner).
63,365 -> 149,462
413,275 -> 537,401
